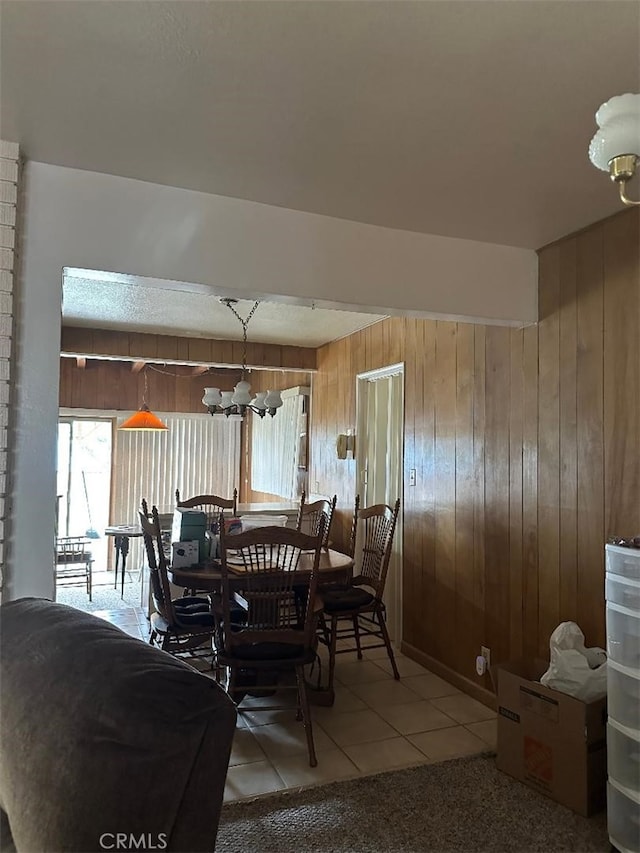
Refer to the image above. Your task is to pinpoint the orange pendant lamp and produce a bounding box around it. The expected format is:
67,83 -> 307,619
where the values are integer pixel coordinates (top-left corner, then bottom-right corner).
118,368 -> 168,431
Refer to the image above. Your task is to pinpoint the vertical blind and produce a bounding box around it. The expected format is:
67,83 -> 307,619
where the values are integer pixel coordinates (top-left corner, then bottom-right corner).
113,413 -> 241,567
251,388 -> 308,499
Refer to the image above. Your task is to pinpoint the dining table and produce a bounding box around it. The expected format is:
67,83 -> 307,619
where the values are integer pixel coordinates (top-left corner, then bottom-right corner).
168,547 -> 353,592
169,547 -> 354,706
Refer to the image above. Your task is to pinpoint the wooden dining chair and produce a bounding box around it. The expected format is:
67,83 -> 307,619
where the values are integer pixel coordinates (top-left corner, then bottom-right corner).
318,497 -> 401,694
296,492 -> 337,549
55,536 -> 94,601
175,489 -> 238,532
217,519 -> 326,766
139,499 -> 217,661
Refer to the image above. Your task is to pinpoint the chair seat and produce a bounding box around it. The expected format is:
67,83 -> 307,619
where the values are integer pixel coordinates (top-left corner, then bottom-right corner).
218,641 -> 316,665
151,609 -> 216,634
322,585 -> 376,612
174,596 -> 211,614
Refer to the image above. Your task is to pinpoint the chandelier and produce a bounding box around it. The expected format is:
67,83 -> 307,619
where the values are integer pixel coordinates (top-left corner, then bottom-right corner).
589,93 -> 640,206
202,299 -> 284,418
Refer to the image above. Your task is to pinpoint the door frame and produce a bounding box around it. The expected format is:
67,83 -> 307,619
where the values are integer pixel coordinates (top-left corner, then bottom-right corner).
355,362 -> 404,644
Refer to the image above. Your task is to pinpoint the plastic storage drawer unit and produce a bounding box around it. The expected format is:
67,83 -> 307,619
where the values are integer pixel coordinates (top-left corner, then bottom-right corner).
607,545 -> 640,581
607,575 -> 640,614
608,780 -> 640,853
608,720 -> 640,795
608,661 -> 640,732
607,602 -> 640,670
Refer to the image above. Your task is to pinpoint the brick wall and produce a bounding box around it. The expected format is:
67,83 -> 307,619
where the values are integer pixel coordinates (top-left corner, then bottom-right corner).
0,141 -> 19,598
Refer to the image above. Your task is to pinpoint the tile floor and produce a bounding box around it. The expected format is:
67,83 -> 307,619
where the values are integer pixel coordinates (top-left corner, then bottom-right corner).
59,580 -> 497,804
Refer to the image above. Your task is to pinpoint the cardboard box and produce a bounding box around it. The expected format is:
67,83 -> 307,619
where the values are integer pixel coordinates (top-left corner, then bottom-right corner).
171,540 -> 199,568
172,509 -> 207,560
494,659 -> 607,816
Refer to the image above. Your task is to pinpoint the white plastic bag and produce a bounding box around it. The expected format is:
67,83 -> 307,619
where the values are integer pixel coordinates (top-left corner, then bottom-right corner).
540,621 -> 607,701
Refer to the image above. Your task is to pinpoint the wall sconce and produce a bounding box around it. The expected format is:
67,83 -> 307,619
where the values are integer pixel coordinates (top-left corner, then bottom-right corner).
336,432 -> 355,460
589,93 -> 640,206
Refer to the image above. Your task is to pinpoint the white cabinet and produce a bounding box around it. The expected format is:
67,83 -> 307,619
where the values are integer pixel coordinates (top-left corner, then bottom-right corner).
606,544 -> 640,853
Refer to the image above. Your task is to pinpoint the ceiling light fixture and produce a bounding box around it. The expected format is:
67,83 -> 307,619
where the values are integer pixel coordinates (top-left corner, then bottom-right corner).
118,367 -> 168,431
202,299 -> 283,418
589,93 -> 640,206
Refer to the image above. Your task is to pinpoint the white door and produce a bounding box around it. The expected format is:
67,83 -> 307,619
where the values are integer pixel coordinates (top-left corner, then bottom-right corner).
355,364 -> 404,643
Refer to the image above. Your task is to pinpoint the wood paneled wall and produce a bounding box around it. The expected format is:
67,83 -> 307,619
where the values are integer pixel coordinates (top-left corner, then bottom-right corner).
61,327 -> 316,372
309,208 -> 639,691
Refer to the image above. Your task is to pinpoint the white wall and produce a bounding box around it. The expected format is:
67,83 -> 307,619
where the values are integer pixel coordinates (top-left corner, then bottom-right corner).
7,161 -> 537,599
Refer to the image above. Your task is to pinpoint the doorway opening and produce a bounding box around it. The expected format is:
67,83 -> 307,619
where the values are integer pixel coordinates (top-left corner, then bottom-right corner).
355,363 -> 404,644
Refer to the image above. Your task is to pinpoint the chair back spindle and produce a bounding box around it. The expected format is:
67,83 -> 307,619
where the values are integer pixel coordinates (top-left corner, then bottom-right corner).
296,493 -> 337,549
219,519 -> 326,654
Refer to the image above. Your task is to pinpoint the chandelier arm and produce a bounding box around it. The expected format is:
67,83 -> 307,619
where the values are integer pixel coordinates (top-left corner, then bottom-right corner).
619,180 -> 640,206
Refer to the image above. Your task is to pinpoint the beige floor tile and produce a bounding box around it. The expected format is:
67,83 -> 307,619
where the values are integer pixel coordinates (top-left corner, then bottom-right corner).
363,645 -> 396,661
401,672 -> 461,699
240,706 -> 299,728
223,761 -> 285,802
237,690 -> 299,727
251,720 -> 337,760
375,700 -> 458,735
430,694 -> 496,724
375,655 -> 430,678
408,725 -> 488,761
333,659 -> 390,686
465,718 -> 497,749
317,708 -> 397,747
344,736 -> 430,774
272,748 -> 360,788
117,624 -> 146,640
229,729 -> 267,766
348,678 -> 421,708
93,610 -> 140,625
312,686 -> 367,725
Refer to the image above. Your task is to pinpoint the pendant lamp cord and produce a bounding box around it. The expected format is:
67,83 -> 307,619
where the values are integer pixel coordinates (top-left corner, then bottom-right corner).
222,299 -> 260,380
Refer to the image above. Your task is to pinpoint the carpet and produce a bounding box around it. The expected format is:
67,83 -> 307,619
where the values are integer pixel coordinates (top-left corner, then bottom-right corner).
216,754 -> 609,852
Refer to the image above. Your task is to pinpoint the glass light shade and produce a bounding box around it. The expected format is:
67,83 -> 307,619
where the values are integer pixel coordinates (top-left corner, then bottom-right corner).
589,93 -> 640,171
264,389 -> 283,409
250,391 -> 267,410
202,387 -> 222,407
119,404 -> 168,431
232,380 -> 252,406
219,391 -> 235,410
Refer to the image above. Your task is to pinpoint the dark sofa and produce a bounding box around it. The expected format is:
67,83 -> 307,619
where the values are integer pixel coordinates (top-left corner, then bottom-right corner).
0,598 -> 237,852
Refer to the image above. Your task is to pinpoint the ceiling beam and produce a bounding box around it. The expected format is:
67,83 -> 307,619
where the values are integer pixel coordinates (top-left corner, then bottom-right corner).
60,327 -> 317,372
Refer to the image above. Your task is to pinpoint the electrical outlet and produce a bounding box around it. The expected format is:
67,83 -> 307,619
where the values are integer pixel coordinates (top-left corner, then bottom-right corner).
481,646 -> 491,668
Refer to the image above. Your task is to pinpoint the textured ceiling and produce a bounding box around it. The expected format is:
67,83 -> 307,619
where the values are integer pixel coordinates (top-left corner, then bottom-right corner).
62,269 -> 386,348
3,0 -> 639,251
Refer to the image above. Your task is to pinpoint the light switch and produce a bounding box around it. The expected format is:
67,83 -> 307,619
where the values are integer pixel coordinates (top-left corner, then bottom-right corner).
409,468 -> 416,486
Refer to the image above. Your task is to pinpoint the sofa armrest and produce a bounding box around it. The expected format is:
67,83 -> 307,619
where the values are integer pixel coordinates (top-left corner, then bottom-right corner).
0,598 -> 236,853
